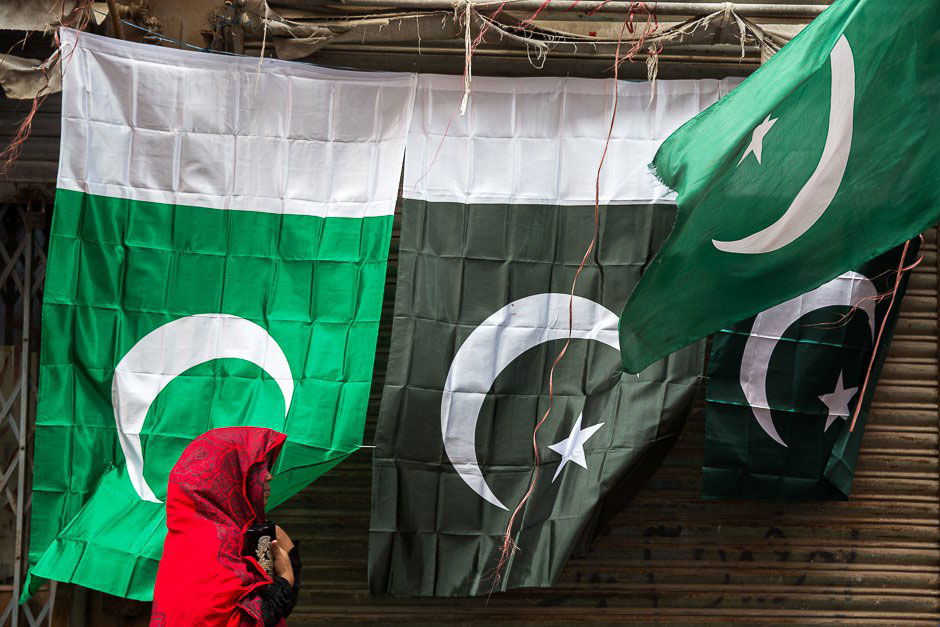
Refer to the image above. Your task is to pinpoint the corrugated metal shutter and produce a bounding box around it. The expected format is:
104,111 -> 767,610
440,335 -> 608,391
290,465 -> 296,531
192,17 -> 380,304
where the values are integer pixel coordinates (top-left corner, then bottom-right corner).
0,93 -> 60,202
276,225 -> 939,624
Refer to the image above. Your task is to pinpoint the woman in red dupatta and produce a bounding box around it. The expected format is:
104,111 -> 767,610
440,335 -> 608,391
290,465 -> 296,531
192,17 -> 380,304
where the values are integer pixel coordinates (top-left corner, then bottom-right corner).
151,427 -> 300,626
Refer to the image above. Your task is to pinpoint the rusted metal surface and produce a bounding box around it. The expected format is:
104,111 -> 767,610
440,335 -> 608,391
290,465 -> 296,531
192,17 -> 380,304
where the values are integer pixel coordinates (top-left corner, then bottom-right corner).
297,0 -> 830,19
271,0 -> 830,19
251,0 -> 832,77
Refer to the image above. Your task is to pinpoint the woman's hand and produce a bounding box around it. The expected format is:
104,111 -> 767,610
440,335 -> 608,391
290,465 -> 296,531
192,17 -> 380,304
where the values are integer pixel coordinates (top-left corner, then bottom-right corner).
270,541 -> 294,585
270,526 -> 295,585
275,526 -> 294,553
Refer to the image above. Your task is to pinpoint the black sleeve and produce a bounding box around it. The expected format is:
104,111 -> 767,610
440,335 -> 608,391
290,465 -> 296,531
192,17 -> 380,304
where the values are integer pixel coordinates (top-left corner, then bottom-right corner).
260,544 -> 301,627
288,543 -> 302,580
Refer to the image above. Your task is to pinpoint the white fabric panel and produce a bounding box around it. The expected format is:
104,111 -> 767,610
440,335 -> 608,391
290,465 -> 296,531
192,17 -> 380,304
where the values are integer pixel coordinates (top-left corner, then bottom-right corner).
404,74 -> 740,206
56,29 -> 417,218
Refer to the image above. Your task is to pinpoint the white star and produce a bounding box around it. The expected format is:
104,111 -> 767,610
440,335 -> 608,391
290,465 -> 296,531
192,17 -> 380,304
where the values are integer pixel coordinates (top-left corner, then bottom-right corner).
819,372 -> 859,431
548,413 -> 604,482
737,114 -> 778,166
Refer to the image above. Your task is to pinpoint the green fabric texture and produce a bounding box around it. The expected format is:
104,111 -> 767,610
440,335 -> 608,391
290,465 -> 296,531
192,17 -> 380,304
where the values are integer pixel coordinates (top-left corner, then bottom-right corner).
27,188 -> 391,600
703,243 -> 917,501
369,200 -> 703,597
619,0 -> 939,374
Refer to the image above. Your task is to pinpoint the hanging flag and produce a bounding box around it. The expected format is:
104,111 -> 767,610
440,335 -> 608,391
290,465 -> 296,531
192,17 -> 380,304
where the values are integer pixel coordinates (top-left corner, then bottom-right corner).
26,29 -> 416,600
368,75 -> 734,596
704,243 -> 919,501
618,0 -> 939,374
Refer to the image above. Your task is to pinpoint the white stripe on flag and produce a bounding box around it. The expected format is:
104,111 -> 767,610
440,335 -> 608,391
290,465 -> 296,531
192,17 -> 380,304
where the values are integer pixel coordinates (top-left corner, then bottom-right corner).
57,28 -> 417,219
403,74 -> 740,206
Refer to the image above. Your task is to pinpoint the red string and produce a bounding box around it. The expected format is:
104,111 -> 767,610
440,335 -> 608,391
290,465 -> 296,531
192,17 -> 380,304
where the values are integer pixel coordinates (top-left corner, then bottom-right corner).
414,0 -> 533,188
849,238 -> 918,432
623,2 -> 659,61
412,1 -> 507,189
585,0 -> 614,16
521,0 -> 553,25
471,2 -> 507,50
409,107 -> 459,190
0,0 -> 92,173
488,10 -> 633,595
809,234 -> 925,332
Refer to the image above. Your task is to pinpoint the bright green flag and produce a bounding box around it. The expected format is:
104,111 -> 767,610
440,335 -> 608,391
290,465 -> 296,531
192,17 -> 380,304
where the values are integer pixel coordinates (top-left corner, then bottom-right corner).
26,29 -> 416,600
619,0 -> 939,374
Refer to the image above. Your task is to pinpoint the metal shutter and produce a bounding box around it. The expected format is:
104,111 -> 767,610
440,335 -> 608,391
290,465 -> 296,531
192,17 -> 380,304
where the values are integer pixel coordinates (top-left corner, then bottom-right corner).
277,221 -> 939,624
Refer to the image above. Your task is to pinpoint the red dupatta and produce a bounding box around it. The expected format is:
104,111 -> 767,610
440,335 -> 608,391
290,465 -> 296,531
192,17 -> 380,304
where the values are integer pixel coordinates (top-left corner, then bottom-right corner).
150,427 -> 287,626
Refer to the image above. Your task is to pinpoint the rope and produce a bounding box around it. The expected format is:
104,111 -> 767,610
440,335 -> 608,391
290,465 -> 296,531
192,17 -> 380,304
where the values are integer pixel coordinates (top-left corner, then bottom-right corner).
460,0 -> 473,114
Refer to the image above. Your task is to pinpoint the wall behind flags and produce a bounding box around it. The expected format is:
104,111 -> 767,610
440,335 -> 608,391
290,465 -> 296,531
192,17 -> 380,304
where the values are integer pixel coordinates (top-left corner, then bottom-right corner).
1,30 -> 939,627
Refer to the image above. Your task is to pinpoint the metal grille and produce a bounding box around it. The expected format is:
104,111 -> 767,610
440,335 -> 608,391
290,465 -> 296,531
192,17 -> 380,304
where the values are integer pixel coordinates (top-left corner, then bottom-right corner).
0,202 -> 52,627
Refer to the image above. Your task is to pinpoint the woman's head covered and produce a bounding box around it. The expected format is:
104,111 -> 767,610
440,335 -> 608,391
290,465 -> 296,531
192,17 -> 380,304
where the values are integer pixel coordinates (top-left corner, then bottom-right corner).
168,426 -> 286,529
151,427 -> 287,627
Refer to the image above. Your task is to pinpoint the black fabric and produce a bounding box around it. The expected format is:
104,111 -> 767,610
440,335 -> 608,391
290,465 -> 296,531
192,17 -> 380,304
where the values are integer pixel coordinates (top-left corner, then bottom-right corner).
260,544 -> 301,627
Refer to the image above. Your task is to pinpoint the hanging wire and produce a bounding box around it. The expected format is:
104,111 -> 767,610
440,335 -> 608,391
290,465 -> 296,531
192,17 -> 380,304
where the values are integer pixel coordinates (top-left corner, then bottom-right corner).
90,8 -> 245,55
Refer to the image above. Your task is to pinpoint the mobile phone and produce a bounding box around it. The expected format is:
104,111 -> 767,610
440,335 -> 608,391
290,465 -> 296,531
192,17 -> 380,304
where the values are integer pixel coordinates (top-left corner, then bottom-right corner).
243,520 -> 277,577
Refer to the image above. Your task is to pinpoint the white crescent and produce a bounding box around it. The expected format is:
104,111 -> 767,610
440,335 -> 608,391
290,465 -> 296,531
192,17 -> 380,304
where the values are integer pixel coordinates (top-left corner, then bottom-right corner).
713,35 -> 855,254
741,271 -> 876,446
112,313 -> 295,502
441,293 -> 619,510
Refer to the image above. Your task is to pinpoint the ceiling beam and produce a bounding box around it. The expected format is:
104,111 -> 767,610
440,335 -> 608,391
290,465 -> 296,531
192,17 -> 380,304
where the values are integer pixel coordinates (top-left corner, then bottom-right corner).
283,1 -> 830,20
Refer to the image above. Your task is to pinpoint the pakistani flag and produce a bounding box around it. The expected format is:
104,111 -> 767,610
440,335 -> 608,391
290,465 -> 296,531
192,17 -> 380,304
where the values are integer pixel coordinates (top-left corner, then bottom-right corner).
619,0 -> 939,374
704,243 -> 918,501
369,75 -> 732,596
27,29 -> 416,599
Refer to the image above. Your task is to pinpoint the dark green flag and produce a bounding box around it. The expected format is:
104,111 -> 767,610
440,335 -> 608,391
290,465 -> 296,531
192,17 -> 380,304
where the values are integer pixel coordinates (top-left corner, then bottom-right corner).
368,75 -> 730,596
703,242 -> 919,501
